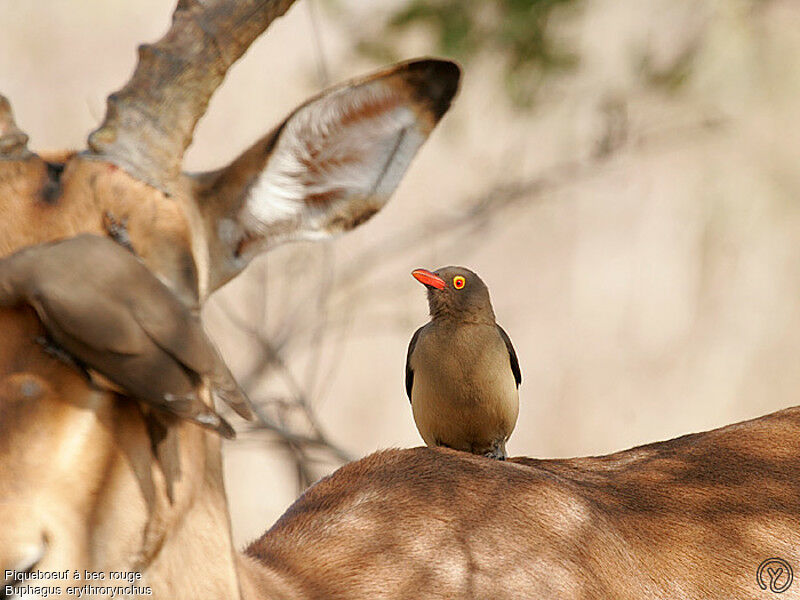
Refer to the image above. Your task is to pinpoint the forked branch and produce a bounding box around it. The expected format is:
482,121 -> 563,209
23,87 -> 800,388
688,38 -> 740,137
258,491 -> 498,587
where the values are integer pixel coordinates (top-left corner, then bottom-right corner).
88,0 -> 297,192
0,95 -> 31,160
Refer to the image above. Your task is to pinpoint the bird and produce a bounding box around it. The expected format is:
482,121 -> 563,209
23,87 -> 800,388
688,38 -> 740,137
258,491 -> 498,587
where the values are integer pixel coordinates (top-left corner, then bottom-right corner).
0,233 -> 255,440
406,266 -> 521,460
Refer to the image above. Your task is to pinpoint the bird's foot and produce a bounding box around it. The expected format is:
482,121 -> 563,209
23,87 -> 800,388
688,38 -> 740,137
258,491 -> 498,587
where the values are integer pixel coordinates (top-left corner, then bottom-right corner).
482,440 -> 507,461
102,211 -> 136,254
35,336 -> 93,383
483,449 -> 506,461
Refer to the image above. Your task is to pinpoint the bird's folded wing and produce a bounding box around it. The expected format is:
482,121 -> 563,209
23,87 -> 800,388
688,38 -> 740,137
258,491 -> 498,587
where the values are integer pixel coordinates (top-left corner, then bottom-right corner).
496,324 -> 522,388
130,303 -> 255,421
33,290 -> 146,356
405,325 -> 425,402
130,300 -> 216,373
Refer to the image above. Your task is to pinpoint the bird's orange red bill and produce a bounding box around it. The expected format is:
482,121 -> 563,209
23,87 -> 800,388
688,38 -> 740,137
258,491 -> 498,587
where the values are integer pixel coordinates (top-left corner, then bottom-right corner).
412,268 -> 446,290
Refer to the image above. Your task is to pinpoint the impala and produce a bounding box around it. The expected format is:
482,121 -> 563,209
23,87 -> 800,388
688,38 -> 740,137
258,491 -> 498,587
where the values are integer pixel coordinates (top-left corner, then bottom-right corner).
1,1 -> 797,599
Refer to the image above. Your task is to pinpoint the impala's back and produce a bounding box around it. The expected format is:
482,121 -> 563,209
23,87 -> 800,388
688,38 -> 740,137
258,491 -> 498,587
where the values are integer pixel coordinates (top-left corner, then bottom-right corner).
244,407 -> 800,599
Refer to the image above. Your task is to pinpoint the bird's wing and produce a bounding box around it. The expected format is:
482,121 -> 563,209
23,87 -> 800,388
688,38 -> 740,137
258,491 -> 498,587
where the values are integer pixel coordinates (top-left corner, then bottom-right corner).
496,324 -> 522,388
405,325 -> 425,402
130,302 -> 255,421
129,296 -> 215,373
32,290 -> 146,356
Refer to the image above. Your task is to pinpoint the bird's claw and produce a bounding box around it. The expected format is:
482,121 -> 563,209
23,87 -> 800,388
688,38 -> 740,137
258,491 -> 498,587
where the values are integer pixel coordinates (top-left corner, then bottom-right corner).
484,451 -> 506,461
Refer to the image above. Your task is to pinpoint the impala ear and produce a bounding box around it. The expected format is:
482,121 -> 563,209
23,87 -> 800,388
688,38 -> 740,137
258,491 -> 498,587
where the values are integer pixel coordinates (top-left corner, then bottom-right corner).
198,59 -> 460,290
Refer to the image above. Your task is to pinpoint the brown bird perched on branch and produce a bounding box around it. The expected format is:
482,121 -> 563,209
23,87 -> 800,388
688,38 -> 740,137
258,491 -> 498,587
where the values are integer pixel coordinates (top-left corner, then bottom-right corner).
0,234 -> 254,439
406,266 -> 521,460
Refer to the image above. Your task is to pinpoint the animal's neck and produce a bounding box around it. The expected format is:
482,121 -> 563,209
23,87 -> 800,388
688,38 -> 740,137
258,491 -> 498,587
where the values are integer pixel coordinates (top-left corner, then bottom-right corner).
140,436 -> 305,600
140,434 -> 243,599
428,297 -> 496,324
430,310 -> 496,326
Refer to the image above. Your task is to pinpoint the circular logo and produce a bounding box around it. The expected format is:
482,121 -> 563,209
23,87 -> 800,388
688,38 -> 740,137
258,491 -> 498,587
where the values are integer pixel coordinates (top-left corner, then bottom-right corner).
757,558 -> 793,594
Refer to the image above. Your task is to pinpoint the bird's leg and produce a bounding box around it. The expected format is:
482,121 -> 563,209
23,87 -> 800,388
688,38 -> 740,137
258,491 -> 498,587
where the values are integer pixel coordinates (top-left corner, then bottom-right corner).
35,335 -> 93,383
102,211 -> 137,255
483,440 -> 507,461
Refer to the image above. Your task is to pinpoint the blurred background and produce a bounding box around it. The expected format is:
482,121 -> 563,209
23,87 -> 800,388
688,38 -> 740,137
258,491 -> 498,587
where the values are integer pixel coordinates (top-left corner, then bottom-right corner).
2,0 -> 800,546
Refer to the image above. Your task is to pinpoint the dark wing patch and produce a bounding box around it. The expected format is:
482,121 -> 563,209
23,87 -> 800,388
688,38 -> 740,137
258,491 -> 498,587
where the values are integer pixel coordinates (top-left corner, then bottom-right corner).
496,325 -> 521,388
405,326 -> 424,402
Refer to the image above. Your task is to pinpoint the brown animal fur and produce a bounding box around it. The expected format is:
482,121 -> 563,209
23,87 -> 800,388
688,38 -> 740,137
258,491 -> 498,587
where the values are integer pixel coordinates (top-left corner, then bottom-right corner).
244,411 -> 800,599
3,2 -> 792,599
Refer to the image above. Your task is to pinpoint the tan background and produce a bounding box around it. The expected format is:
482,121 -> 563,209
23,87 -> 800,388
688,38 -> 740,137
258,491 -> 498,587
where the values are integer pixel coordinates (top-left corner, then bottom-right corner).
2,0 -> 800,546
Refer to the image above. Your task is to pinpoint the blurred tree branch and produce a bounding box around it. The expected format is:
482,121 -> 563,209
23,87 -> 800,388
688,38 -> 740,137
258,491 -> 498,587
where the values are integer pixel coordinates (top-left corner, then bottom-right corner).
348,0 -> 583,107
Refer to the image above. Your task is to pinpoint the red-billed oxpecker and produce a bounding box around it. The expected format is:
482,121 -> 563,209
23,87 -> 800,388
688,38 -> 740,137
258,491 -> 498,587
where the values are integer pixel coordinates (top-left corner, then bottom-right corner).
406,266 -> 521,459
0,234 -> 254,439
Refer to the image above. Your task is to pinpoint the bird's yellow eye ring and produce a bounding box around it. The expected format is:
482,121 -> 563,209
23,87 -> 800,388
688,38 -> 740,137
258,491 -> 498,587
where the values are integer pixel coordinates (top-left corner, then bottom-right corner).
453,276 -> 466,290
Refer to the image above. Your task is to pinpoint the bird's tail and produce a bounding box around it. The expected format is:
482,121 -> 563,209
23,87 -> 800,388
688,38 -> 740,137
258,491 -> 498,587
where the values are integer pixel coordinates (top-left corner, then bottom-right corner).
210,363 -> 255,421
163,393 -> 236,440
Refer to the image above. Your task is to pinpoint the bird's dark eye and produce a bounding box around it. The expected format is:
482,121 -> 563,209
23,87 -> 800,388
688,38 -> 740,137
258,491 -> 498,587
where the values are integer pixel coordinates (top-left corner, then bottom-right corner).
453,276 -> 466,290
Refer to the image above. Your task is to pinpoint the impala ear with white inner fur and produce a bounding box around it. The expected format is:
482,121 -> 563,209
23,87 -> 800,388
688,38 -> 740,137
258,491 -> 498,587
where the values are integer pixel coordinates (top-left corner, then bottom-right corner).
198,59 -> 460,292
242,84 -> 425,245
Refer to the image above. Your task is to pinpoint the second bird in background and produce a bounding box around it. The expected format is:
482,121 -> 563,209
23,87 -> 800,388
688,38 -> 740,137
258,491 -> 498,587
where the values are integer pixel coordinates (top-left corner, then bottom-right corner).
406,266 -> 521,460
0,234 -> 255,439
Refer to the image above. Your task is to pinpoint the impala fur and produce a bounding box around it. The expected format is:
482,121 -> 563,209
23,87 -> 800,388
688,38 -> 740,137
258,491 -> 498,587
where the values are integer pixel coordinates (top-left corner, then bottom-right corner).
0,1 -> 792,599
246,409 -> 800,599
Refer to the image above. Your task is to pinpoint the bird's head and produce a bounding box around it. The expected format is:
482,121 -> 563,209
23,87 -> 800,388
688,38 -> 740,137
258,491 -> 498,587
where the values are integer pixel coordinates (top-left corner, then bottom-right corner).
411,266 -> 496,322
